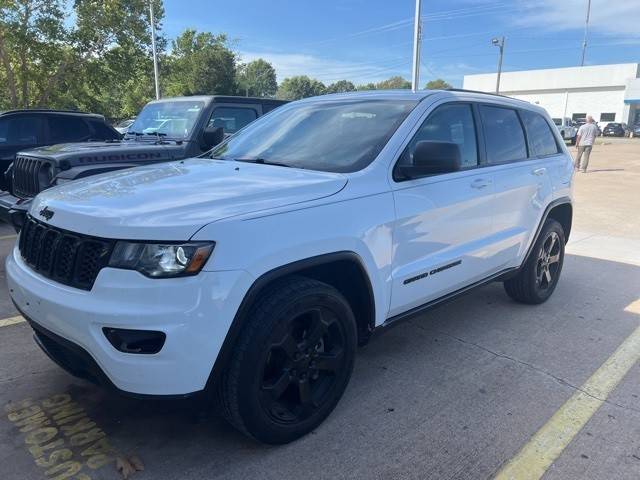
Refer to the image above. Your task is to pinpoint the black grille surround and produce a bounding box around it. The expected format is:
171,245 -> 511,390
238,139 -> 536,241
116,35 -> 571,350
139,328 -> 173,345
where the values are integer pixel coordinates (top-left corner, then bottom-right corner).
19,215 -> 115,290
12,156 -> 52,198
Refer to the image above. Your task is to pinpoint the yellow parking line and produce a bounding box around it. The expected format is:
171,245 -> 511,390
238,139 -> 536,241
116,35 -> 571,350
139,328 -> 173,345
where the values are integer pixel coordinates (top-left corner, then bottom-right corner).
495,320 -> 640,480
0,234 -> 17,241
0,315 -> 25,328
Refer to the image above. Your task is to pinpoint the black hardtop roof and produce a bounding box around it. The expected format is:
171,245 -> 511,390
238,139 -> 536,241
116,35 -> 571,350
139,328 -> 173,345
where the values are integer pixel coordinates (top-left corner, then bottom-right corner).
0,109 -> 104,118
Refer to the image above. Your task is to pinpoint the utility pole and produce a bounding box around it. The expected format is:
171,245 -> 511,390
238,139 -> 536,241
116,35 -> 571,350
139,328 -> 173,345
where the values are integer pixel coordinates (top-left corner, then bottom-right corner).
411,0 -> 422,92
580,0 -> 592,66
492,36 -> 505,94
149,1 -> 160,100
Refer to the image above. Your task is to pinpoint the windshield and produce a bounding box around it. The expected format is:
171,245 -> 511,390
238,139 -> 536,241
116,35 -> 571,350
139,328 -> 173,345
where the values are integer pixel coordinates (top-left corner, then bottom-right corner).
552,118 -> 562,126
127,101 -> 204,139
210,98 -> 418,173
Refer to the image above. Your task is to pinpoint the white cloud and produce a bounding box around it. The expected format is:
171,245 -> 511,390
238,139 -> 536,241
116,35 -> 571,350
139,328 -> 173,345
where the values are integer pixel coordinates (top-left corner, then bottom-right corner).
515,0 -> 640,38
239,51 -> 412,86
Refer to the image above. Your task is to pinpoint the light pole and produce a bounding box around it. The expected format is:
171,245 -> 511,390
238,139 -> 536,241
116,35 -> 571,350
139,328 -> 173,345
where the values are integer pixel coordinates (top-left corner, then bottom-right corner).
492,36 -> 505,94
580,0 -> 592,66
149,1 -> 160,100
411,0 -> 423,92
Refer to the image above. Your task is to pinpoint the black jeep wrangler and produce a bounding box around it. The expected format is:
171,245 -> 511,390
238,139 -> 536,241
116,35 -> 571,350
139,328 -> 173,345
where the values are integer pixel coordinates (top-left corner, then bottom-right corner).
1,95 -> 287,227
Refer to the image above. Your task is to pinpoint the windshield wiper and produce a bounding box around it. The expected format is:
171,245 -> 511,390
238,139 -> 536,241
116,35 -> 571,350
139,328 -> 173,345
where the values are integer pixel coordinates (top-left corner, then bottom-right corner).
234,158 -> 293,168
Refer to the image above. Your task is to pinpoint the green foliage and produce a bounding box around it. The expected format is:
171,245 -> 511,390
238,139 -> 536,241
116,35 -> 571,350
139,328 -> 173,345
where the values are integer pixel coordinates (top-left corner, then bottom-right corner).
325,80 -> 356,94
164,29 -> 237,97
425,78 -> 452,90
277,76 -> 326,100
238,59 -> 277,97
357,83 -> 377,91
375,76 -> 411,90
0,0 -> 164,118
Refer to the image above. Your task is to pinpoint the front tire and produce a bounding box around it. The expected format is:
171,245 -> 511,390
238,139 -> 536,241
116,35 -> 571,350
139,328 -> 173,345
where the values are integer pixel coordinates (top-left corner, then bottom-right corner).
504,219 -> 565,304
219,276 -> 357,444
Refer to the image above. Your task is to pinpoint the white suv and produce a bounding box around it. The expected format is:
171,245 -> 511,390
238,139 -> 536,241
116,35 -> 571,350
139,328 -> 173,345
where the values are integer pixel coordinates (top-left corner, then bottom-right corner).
7,90 -> 574,444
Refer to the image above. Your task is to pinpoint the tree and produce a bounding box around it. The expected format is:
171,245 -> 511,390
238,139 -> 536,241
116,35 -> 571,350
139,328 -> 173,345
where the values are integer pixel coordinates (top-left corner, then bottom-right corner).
0,0 -> 165,114
237,59 -> 277,97
375,76 -> 411,90
164,29 -> 237,96
325,80 -> 356,94
426,78 -> 452,90
276,76 -> 325,100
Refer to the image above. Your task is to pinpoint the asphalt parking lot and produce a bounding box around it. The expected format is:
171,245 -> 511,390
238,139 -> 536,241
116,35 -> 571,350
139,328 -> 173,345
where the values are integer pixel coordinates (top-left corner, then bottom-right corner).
1,140 -> 639,480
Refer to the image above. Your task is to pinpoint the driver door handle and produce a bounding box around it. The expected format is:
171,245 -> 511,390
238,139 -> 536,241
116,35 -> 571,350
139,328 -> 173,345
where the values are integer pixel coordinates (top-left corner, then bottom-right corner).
532,167 -> 547,176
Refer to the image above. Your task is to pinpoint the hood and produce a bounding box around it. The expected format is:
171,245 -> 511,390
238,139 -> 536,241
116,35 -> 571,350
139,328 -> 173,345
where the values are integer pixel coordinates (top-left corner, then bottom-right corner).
29,159 -> 348,240
20,140 -> 188,166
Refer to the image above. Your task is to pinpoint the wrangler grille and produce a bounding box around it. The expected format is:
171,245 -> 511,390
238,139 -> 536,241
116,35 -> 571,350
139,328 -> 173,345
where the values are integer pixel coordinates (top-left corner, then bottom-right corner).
12,156 -> 50,198
18,216 -> 114,290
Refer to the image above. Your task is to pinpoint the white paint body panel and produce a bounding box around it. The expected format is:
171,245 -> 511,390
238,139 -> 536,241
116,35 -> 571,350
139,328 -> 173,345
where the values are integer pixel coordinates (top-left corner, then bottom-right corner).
8,90 -> 574,395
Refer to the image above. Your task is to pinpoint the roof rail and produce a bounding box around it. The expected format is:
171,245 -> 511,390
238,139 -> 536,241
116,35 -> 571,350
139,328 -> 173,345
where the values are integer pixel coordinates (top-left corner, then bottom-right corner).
444,88 -> 530,105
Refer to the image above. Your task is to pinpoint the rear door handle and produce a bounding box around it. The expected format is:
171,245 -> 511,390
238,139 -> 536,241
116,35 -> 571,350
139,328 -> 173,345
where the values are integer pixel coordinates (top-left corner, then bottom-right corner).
471,178 -> 491,189
532,167 -> 547,176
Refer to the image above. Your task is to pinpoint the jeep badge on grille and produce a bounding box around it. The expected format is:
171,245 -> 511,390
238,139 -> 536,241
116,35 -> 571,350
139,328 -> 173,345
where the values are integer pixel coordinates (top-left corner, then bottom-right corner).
39,206 -> 54,221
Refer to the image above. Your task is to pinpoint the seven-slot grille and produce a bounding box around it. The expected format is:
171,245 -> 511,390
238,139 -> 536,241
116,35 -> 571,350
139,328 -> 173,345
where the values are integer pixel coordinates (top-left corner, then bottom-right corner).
12,156 -> 48,198
18,216 -> 115,290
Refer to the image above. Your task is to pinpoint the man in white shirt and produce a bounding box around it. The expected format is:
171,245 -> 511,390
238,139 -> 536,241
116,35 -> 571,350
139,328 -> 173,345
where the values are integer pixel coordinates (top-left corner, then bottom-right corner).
574,116 -> 598,173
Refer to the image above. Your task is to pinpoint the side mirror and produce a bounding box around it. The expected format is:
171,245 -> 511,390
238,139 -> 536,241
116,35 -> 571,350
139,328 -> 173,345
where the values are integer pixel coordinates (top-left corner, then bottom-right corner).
398,141 -> 461,179
202,126 -> 224,149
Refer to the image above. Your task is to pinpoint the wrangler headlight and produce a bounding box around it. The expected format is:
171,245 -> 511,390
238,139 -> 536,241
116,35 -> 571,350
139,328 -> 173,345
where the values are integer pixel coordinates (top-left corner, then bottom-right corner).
109,242 -> 214,278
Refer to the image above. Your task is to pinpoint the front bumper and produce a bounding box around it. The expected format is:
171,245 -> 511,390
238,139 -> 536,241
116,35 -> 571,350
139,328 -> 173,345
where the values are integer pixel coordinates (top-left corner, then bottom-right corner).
7,246 -> 253,396
0,192 -> 29,230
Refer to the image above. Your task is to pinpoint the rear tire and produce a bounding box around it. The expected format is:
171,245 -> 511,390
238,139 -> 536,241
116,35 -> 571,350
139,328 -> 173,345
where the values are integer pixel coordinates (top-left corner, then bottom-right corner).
504,219 -> 565,304
219,276 -> 357,444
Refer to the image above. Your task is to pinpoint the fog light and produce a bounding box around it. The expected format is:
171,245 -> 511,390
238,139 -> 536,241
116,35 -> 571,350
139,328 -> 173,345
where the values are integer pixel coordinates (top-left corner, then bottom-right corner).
103,328 -> 166,354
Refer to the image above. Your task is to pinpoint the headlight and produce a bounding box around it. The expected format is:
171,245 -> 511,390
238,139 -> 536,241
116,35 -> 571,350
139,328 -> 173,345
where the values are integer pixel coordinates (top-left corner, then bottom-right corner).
109,242 -> 214,278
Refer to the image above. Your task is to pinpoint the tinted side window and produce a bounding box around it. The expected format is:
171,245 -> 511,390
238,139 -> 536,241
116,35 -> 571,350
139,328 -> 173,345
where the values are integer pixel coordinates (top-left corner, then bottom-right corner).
480,106 -> 527,163
208,107 -> 257,134
520,110 -> 558,157
0,116 -> 44,145
397,103 -> 478,171
48,116 -> 91,143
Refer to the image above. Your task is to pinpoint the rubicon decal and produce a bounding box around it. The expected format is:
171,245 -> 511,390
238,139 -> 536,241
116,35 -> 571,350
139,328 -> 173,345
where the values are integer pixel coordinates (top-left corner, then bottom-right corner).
77,152 -> 165,163
403,260 -> 462,285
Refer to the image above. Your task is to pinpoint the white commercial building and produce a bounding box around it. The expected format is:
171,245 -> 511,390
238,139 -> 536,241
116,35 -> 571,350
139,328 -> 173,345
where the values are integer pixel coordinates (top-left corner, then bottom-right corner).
463,63 -> 640,126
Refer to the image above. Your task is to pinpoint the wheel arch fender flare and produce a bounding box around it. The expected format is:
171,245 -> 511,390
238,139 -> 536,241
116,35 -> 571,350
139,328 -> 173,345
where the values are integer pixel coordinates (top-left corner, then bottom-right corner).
523,197 -> 572,265
204,251 -> 377,390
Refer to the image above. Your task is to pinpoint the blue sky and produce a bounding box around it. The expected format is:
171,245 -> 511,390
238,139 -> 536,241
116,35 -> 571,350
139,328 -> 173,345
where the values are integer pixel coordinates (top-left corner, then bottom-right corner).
162,0 -> 640,87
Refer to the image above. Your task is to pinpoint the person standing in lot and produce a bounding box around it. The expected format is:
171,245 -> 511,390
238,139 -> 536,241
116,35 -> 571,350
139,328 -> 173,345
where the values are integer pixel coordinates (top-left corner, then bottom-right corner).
574,115 -> 599,173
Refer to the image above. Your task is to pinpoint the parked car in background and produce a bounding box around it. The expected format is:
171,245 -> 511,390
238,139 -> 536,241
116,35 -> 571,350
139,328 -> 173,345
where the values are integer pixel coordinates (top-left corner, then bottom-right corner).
0,96 -> 287,227
7,90 -> 573,444
632,124 -> 640,137
552,117 -> 577,144
602,122 -> 627,137
0,109 -> 120,191
114,118 -> 135,135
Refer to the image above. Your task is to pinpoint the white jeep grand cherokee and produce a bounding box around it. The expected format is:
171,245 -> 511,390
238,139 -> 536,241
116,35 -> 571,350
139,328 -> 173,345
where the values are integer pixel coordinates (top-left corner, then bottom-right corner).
7,90 -> 573,444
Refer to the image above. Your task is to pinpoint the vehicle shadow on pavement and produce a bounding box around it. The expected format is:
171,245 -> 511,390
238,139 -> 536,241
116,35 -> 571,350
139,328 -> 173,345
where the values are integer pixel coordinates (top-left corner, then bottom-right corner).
2,253 -> 639,480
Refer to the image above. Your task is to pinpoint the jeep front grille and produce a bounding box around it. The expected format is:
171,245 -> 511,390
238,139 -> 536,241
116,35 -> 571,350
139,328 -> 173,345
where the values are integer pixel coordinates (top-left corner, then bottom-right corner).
18,215 -> 114,290
12,156 -> 50,198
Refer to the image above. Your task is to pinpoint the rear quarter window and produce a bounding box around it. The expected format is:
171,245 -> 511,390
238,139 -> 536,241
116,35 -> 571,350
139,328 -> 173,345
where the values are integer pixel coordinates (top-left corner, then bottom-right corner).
480,105 -> 527,164
520,110 -> 559,157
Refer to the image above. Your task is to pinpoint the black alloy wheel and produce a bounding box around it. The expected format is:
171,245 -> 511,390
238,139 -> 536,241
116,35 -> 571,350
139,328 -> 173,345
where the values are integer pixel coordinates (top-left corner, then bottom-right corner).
260,306 -> 347,425
504,218 -> 565,304
535,231 -> 561,291
219,276 -> 357,444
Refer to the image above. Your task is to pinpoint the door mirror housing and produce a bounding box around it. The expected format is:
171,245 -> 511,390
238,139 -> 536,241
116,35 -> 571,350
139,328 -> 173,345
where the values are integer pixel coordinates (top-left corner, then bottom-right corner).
397,141 -> 462,180
202,126 -> 224,149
